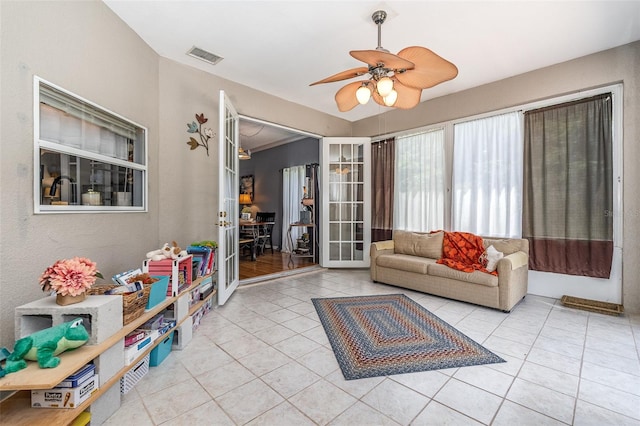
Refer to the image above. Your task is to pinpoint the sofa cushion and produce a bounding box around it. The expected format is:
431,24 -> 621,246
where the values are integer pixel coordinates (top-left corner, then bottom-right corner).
484,238 -> 527,256
393,230 -> 443,259
376,254 -> 433,275
428,263 -> 499,287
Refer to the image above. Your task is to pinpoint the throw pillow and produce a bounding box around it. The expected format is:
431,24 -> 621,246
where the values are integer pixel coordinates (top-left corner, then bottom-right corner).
481,245 -> 504,272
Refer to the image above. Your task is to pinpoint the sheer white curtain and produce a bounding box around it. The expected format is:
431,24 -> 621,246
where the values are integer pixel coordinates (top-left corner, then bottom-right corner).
394,129 -> 445,232
281,165 -> 305,253
452,111 -> 523,238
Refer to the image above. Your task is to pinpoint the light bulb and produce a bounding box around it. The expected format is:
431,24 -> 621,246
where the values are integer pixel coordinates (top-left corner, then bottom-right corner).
383,89 -> 398,106
376,77 -> 394,97
356,85 -> 371,104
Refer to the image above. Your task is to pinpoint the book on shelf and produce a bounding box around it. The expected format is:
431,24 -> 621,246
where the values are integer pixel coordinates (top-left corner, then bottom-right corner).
205,248 -> 215,274
187,246 -> 212,277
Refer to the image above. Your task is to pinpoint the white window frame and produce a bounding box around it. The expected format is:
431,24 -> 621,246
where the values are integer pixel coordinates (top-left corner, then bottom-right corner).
33,76 -> 148,213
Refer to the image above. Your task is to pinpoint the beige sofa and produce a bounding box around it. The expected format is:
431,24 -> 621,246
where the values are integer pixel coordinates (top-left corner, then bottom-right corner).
370,230 -> 529,312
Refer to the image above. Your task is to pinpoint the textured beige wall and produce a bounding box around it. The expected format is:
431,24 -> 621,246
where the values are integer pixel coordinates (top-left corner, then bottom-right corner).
0,1 -> 160,346
353,42 -> 640,313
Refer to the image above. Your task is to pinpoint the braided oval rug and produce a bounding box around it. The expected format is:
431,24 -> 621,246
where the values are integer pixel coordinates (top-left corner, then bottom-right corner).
312,294 -> 505,380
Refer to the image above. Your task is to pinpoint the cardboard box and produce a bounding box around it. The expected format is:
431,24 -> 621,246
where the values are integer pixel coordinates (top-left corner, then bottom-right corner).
124,333 -> 153,365
56,363 -> 95,388
31,374 -> 99,408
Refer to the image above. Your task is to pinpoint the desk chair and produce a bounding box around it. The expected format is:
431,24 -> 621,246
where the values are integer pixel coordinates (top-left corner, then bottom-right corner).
256,212 -> 275,254
239,222 -> 258,260
239,237 -> 256,260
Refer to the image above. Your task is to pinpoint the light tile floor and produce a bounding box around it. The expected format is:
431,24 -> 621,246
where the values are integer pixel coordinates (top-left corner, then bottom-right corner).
104,269 -> 640,425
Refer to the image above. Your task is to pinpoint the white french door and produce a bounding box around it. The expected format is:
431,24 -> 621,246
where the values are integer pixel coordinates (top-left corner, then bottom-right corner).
217,90 -> 240,305
321,137 -> 371,268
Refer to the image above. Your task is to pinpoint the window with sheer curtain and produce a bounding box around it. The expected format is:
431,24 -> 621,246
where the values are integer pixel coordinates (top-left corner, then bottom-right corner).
281,165 -> 305,253
393,129 -> 445,232
452,112 -> 523,238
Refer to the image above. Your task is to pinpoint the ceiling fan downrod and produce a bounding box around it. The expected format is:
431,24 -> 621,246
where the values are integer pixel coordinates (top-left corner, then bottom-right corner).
372,10 -> 388,53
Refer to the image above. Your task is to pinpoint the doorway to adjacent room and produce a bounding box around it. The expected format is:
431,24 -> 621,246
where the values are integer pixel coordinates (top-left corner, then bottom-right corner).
238,116 -> 322,284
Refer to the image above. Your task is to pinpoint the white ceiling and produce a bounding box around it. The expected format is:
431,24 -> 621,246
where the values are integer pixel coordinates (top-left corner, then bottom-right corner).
103,1 -> 640,150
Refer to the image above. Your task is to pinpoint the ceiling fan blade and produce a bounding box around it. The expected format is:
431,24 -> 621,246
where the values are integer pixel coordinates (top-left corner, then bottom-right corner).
395,46 -> 458,89
309,67 -> 369,86
371,80 -> 422,109
335,81 -> 367,112
391,80 -> 423,109
350,49 -> 414,70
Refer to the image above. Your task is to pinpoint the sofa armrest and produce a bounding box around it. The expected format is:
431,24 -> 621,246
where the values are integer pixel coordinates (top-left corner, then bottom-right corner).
502,251 -> 528,270
496,250 -> 528,277
371,240 -> 394,252
370,240 -> 394,281
496,250 -> 529,311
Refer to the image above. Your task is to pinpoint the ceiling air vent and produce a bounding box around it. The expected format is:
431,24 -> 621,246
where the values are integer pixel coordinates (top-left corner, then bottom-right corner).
187,46 -> 224,66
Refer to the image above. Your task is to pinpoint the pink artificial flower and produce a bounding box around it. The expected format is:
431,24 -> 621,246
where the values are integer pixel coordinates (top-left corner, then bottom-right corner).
40,257 -> 102,296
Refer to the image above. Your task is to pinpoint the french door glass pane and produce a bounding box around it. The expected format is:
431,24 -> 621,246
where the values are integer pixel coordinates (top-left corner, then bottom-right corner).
329,145 -> 340,161
329,242 -> 340,260
329,203 -> 339,221
330,223 -> 340,240
340,204 -> 351,221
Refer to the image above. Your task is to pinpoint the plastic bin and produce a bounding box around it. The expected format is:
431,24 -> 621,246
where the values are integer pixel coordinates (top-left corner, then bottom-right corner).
120,354 -> 149,394
149,331 -> 174,367
145,276 -> 169,310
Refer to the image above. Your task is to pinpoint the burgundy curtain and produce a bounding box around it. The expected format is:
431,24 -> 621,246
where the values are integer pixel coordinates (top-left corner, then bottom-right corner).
372,138 -> 395,242
523,93 -> 613,278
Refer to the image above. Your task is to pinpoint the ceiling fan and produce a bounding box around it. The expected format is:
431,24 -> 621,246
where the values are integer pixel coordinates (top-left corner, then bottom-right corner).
310,10 -> 458,112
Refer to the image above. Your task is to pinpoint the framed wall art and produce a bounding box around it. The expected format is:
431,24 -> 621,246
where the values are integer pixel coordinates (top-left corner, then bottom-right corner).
240,175 -> 254,201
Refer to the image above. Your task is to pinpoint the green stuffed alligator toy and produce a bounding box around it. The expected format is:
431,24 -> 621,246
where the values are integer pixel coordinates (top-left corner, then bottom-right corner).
0,318 -> 89,378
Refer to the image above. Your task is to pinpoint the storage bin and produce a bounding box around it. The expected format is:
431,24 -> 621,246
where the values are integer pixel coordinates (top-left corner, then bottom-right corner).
143,256 -> 192,297
120,354 -> 149,394
145,276 -> 169,310
87,285 -> 150,325
149,331 -> 174,367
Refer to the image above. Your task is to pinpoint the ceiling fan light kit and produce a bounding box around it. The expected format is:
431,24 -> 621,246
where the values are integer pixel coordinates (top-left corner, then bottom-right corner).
356,84 -> 372,104
310,9 -> 458,112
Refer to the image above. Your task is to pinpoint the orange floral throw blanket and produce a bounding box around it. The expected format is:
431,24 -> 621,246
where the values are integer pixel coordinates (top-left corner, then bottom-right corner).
436,231 -> 497,276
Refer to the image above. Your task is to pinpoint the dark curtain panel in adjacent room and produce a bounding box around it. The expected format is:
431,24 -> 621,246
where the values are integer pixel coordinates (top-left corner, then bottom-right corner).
306,163 -> 320,262
523,93 -> 613,278
371,138 -> 395,242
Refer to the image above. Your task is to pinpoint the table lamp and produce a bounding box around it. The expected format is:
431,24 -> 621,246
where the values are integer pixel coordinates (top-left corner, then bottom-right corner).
239,194 -> 252,205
